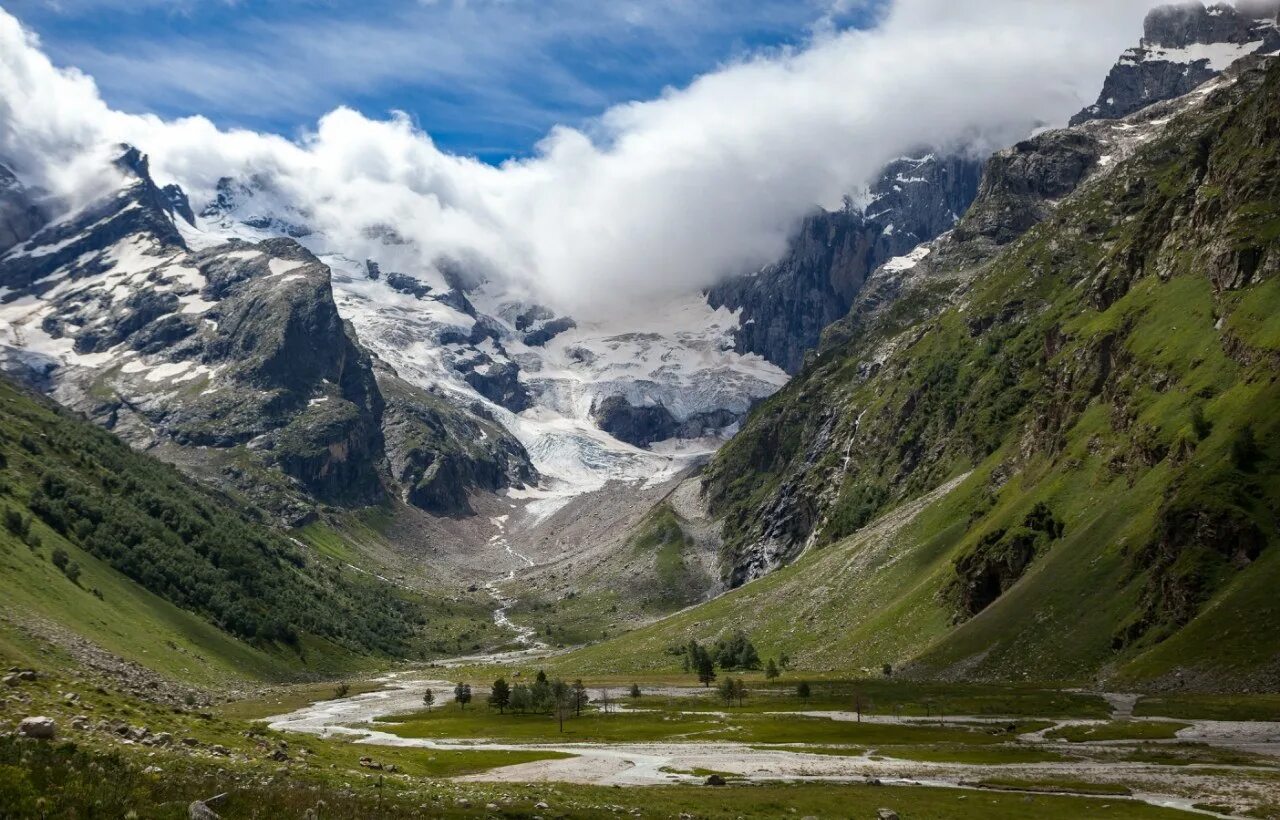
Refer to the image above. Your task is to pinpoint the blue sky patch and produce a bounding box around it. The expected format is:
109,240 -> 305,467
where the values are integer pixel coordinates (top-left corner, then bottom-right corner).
7,0 -> 878,163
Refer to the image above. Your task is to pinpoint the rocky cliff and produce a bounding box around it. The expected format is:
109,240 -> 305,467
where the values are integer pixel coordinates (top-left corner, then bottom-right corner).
706,153 -> 983,374
0,162 -> 46,253
1071,1 -> 1280,126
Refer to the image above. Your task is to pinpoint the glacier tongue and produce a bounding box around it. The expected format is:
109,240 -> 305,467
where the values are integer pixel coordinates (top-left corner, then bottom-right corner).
324,246 -> 788,501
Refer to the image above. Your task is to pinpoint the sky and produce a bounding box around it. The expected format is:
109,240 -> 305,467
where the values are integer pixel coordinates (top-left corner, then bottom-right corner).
0,0 -> 1168,317
4,0 -> 879,162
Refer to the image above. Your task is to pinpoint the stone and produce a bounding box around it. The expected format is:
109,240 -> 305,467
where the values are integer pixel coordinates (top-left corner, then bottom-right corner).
535,801 -> 550,810
154,732 -> 174,746
17,716 -> 56,739
877,810 -> 900,820
210,744 -> 230,756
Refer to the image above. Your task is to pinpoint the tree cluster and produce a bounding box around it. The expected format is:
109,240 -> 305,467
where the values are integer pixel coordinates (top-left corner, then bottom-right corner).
0,384 -> 422,656
671,631 -> 764,685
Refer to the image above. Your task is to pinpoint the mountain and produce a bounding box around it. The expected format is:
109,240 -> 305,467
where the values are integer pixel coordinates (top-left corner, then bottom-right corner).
0,149 -> 534,523
1071,0 -> 1280,126
0,372 -> 432,687
706,153 -> 983,374
0,163 -> 46,253
646,56 -> 1280,687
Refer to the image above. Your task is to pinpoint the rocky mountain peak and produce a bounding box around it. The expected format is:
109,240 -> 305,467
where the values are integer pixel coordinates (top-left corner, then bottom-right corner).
1142,2 -> 1276,48
1072,1 -> 1280,126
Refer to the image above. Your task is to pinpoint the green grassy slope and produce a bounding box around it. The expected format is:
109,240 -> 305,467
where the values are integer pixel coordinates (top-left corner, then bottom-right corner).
577,62 -> 1280,688
0,376 -> 430,684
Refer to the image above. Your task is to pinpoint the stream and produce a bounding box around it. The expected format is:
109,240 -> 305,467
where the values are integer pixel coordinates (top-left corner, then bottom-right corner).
483,515 -> 544,649
265,674 -> 1280,818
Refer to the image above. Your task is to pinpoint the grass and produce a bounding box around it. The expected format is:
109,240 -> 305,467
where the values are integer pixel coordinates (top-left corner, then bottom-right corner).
1043,721 -> 1190,743
971,778 -> 1134,797
1122,743 -> 1278,768
1134,693 -> 1280,722
649,680 -> 1110,719
0,735 -> 1208,819
374,701 -> 1053,747
376,704 -> 728,743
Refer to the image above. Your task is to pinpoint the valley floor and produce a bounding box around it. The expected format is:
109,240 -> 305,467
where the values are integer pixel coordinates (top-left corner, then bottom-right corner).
254,668 -> 1280,819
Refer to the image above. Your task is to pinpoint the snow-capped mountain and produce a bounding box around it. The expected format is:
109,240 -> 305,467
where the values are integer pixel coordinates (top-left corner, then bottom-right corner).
0,148 -> 792,514
0,148 -> 534,522
1071,0 -> 1280,126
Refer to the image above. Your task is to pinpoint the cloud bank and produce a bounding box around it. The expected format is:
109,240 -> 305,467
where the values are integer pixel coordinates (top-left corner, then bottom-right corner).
0,0 -> 1160,317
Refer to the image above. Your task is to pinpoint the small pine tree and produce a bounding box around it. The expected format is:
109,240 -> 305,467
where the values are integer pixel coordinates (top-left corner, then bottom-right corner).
696,648 -> 717,687
535,669 -> 548,684
51,547 -> 69,572
489,678 -> 511,714
718,677 -> 736,706
629,683 -> 642,698
455,682 -> 472,709
64,561 -> 81,584
551,679 -> 571,731
765,659 -> 780,679
510,684 -> 531,714
797,681 -> 811,703
422,689 -> 435,711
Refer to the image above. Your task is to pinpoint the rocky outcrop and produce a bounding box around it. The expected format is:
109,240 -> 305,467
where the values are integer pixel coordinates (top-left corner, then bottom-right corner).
0,163 -> 46,254
380,369 -> 535,516
1071,1 -> 1280,126
951,131 -> 1100,246
946,504 -> 1064,620
462,359 -> 531,413
706,153 -> 982,373
592,394 -> 741,449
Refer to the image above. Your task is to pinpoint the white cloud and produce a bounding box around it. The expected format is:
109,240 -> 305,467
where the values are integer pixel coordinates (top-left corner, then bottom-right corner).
0,0 -> 1162,317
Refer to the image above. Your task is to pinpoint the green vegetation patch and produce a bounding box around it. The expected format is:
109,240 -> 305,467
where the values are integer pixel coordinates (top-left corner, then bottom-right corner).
1044,721 -> 1190,743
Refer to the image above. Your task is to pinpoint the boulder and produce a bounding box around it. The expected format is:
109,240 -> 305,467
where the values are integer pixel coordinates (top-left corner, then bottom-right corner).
877,810 -> 900,820
17,716 -> 56,739
704,774 -> 727,786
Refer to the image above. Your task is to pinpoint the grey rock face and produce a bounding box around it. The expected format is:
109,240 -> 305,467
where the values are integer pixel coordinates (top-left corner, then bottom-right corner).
706,153 -> 982,374
1071,1 -> 1280,125
952,131 -> 1101,247
380,369 -> 535,516
0,163 -> 47,254
592,394 -> 741,448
